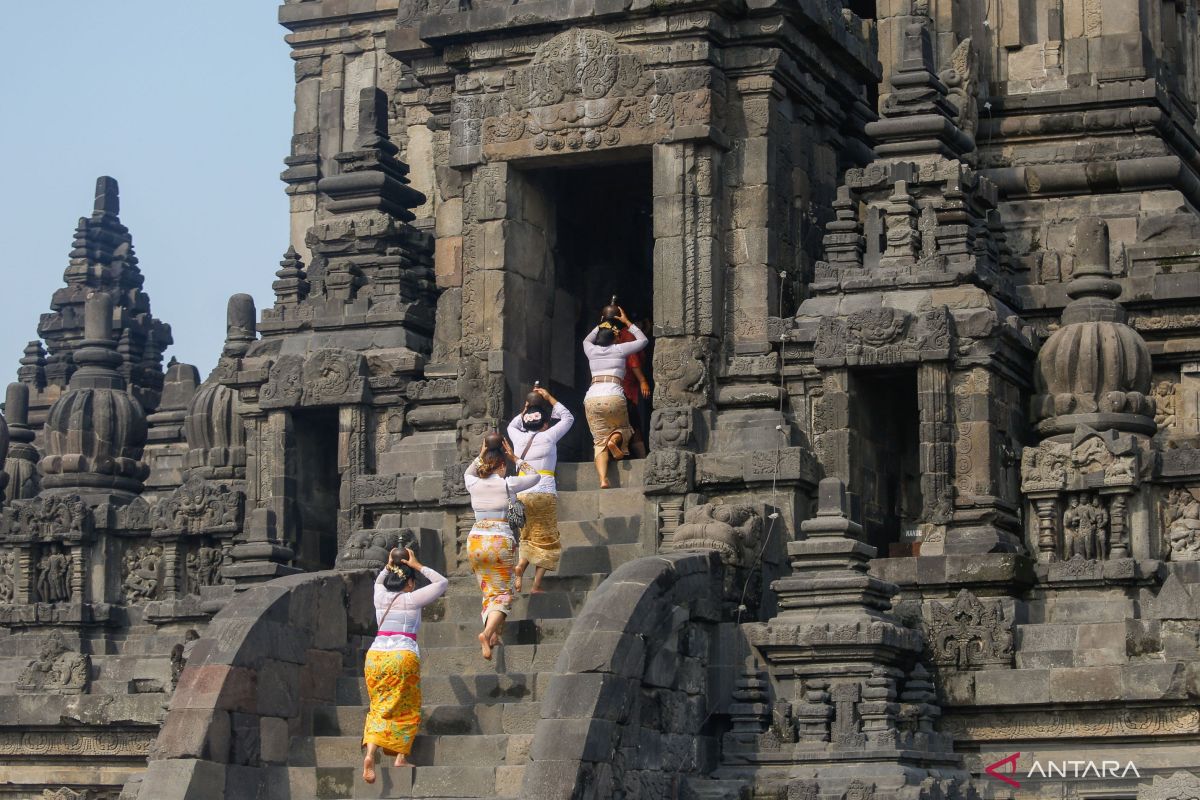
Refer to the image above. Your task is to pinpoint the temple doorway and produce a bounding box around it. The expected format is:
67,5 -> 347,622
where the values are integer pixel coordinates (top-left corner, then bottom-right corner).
523,159 -> 654,462
292,408 -> 341,570
850,369 -> 921,554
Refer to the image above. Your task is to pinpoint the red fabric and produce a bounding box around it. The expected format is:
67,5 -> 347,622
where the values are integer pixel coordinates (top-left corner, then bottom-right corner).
617,328 -> 644,404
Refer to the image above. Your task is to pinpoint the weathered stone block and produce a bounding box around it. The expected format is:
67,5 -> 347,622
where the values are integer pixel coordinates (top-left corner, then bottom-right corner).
528,718 -> 617,762
256,659 -> 300,718
541,672 -> 636,722
153,707 -> 232,762
1048,666 -> 1122,702
259,716 -> 290,765
974,668 -> 1049,704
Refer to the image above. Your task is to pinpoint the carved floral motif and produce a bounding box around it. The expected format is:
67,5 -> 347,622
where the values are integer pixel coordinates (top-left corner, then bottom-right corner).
924,589 -> 1013,669
259,354 -> 303,407
478,30 -> 687,154
941,707 -> 1199,741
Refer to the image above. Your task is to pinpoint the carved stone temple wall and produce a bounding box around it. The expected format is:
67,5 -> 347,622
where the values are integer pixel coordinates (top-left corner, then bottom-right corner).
2,0 -> 1200,797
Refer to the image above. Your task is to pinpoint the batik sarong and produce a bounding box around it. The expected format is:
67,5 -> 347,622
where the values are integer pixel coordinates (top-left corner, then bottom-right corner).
584,394 -> 633,458
362,649 -> 421,756
517,492 -> 561,571
467,521 -> 516,621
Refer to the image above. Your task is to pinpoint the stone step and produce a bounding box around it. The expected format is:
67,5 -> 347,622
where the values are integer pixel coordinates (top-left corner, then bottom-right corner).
553,515 -> 642,545
443,570 -> 610,596
420,641 -> 563,675
358,765 -> 499,798
313,700 -> 542,738
300,732 -> 513,768
422,701 -> 542,736
558,542 -> 642,576
336,671 -> 551,707
419,616 -> 574,648
436,587 -> 591,621
262,765 -> 498,800
553,458 -> 644,491
555,489 -> 644,522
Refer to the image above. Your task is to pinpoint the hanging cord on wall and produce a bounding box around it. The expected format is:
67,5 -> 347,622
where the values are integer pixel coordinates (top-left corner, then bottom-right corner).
735,270 -> 791,627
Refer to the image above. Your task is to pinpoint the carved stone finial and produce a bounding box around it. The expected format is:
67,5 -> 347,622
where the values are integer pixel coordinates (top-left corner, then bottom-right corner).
355,85 -> 393,150
159,362 -> 200,412
94,175 -> 119,216
816,476 -> 849,517
1032,217 -> 1153,438
183,375 -> 247,479
318,87 -> 425,220
39,293 -> 149,499
18,340 -> 47,389
866,17 -> 972,159
37,180 -> 172,410
802,478 -> 863,539
272,246 -> 309,307
222,508 -> 299,585
224,293 -> 257,357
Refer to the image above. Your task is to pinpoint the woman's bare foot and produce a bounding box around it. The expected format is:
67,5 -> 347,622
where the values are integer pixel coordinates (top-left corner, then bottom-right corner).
363,754 -> 376,784
478,631 -> 493,660
394,754 -> 409,768
513,573 -> 523,592
599,478 -> 611,489
605,432 -> 625,460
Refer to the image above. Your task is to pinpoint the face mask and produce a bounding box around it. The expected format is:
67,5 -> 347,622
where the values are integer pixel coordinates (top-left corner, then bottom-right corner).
523,411 -> 545,427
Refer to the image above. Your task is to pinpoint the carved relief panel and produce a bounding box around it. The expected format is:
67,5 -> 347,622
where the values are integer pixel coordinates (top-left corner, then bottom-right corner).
452,29 -> 721,164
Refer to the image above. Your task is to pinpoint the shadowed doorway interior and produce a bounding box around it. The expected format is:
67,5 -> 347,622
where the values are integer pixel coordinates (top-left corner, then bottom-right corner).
535,160 -> 654,462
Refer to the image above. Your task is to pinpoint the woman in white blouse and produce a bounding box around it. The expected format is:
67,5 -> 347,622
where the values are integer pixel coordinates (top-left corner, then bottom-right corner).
582,305 -> 649,488
464,432 -> 539,660
507,386 -> 574,594
362,547 -> 448,784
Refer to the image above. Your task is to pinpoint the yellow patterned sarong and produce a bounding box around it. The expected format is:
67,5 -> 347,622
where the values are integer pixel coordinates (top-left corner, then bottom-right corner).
584,394 -> 633,458
518,492 -> 561,571
467,526 -> 516,621
362,649 -> 421,756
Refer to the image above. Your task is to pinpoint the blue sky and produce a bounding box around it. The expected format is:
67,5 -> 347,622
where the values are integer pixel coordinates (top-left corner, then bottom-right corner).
0,2 -> 294,379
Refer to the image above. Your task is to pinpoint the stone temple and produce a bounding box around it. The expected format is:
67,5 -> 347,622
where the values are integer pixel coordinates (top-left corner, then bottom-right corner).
4,0 -> 1200,798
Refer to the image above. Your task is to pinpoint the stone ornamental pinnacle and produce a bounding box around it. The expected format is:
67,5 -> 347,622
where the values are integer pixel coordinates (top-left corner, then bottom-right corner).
4,0 -> 1200,798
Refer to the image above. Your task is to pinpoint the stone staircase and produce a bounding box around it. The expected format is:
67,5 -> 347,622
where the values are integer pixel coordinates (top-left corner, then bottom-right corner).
267,459 -> 646,800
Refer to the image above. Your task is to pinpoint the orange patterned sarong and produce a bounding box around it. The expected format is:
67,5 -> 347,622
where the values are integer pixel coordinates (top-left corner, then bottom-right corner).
362,649 -> 421,756
467,527 -> 516,621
